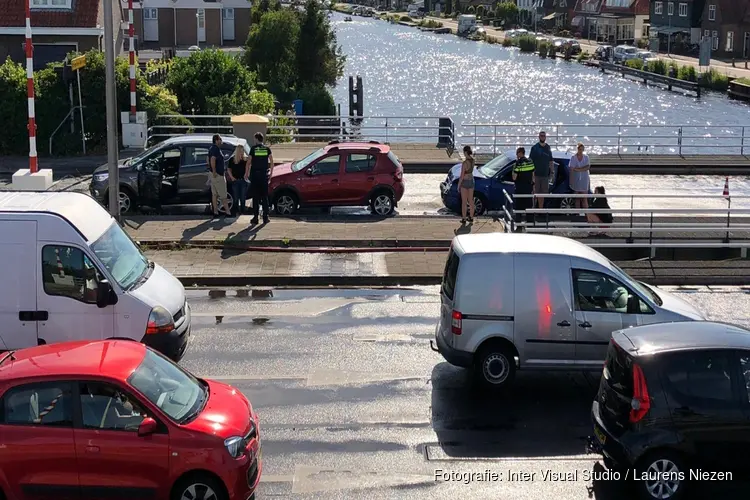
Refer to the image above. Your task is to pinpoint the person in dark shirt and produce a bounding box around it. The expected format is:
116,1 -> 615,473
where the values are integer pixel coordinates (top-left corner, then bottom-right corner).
208,134 -> 231,218
587,185 -> 613,235
529,131 -> 554,209
248,132 -> 274,225
512,147 -> 535,232
227,144 -> 249,216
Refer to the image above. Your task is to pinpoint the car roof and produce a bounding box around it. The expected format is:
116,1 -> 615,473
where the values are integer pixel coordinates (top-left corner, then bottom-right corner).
0,340 -> 148,384
0,191 -> 114,243
613,321 -> 750,357
161,134 -> 247,147
501,149 -> 571,160
324,142 -> 391,154
453,233 -> 612,265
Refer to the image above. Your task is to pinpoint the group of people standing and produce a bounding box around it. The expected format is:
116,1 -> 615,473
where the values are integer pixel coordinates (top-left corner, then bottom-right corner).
456,130 -> 612,230
207,133 -> 274,225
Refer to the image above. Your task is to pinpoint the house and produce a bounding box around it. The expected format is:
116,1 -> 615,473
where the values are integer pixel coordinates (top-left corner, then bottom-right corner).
589,0 -> 649,45
0,0 -> 123,70
572,0 -> 602,37
128,0 -> 253,51
541,0 -> 577,30
650,0 -> 706,52
517,0 -> 543,27
701,0 -> 750,59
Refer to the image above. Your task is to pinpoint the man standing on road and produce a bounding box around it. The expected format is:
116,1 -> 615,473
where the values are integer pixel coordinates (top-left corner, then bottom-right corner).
529,130 -> 554,209
248,132 -> 274,225
209,134 -> 231,218
512,147 -> 535,232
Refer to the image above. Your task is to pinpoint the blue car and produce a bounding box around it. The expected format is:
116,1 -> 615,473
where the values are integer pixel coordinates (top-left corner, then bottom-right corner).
440,150 -> 581,215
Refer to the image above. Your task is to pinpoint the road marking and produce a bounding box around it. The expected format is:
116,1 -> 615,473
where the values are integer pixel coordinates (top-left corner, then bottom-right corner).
260,474 -> 295,483
352,333 -> 415,342
205,369 -> 427,387
291,465 -> 435,494
290,253 -> 388,277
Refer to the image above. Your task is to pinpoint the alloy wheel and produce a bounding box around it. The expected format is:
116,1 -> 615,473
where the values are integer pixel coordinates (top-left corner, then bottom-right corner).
373,194 -> 393,215
180,483 -> 219,500
118,191 -> 131,214
560,197 -> 573,210
644,459 -> 681,499
473,196 -> 485,216
276,195 -> 296,215
482,353 -> 510,384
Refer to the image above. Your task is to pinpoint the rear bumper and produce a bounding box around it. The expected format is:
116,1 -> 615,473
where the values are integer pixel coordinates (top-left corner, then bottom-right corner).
432,328 -> 473,367
590,400 -> 633,467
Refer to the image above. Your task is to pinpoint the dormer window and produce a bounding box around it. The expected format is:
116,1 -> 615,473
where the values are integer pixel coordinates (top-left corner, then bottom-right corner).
31,0 -> 72,9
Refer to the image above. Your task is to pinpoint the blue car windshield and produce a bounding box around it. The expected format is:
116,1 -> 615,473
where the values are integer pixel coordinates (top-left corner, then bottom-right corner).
477,153 -> 514,178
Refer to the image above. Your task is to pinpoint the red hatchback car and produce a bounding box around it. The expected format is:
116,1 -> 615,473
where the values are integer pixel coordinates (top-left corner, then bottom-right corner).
269,141 -> 405,216
0,341 -> 261,500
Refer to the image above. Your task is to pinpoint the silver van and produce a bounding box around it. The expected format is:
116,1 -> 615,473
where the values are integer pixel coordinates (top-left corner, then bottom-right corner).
431,233 -> 706,389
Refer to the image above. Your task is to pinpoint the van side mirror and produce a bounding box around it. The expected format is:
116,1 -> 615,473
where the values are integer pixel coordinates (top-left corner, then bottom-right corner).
627,294 -> 639,314
96,279 -> 118,308
138,417 -> 157,437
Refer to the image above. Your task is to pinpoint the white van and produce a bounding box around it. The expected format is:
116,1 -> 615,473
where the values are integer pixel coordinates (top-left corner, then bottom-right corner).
0,191 -> 190,361
432,233 -> 706,389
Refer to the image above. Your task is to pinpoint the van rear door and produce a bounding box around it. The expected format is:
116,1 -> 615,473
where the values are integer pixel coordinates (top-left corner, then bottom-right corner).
0,220 -> 39,349
438,247 -> 460,349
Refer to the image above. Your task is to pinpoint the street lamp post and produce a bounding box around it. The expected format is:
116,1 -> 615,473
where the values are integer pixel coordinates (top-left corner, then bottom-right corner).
103,0 -> 120,220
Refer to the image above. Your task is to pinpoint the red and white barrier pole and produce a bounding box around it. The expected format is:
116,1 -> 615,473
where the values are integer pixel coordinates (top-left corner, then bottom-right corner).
128,0 -> 136,118
25,0 -> 37,173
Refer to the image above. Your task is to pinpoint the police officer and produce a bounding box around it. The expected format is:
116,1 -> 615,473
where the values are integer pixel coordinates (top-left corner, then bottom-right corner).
512,146 -> 535,232
248,132 -> 274,225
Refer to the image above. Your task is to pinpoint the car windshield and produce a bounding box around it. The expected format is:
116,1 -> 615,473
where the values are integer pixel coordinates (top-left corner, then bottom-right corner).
292,147 -> 326,172
477,153 -> 513,177
124,145 -> 160,166
128,350 -> 207,423
90,222 -> 149,290
610,261 -> 663,306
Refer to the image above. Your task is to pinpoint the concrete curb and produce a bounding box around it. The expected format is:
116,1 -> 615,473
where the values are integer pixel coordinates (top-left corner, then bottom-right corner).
139,240 -> 453,250
176,275 -> 750,287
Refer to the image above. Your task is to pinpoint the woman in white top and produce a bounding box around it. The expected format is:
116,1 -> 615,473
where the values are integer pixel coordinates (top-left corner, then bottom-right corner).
569,142 -> 590,212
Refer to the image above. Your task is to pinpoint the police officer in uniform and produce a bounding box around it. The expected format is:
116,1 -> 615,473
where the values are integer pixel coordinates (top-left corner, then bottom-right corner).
512,146 -> 535,232
248,132 -> 274,225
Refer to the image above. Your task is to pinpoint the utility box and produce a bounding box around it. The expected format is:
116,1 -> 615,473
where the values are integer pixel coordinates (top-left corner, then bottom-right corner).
231,114 -> 269,143
121,112 -> 148,148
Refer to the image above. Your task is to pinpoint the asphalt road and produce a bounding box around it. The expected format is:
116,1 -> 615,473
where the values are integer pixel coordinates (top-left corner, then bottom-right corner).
179,285 -> 750,499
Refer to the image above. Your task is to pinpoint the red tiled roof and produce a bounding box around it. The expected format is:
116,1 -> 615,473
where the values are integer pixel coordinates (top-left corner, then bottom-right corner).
0,0 -> 101,28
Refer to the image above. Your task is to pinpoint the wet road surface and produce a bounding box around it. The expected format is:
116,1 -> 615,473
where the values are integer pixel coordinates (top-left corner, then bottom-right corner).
180,286 -> 750,499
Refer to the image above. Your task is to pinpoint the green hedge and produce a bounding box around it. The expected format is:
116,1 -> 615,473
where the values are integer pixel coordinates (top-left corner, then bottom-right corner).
516,35 -> 537,53
625,59 -> 644,70
700,68 -> 729,91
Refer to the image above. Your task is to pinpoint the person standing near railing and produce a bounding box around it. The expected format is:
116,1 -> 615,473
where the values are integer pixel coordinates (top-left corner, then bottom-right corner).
459,145 -> 476,224
248,132 -> 274,225
569,142 -> 591,216
529,130 -> 554,209
512,147 -> 535,232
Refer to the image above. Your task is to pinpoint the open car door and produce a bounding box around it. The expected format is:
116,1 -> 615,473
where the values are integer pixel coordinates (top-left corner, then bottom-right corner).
137,153 -> 164,212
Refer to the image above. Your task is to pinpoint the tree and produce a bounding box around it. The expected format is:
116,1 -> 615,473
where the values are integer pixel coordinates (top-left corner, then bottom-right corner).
495,1 -> 518,25
251,0 -> 281,26
296,0 -> 346,89
452,0 -> 460,15
245,9 -> 300,100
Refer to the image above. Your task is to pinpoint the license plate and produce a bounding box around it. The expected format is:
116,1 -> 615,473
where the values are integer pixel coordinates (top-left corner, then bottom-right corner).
594,424 -> 607,445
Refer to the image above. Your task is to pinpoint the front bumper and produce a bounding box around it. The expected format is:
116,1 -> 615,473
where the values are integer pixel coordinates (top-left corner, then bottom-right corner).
439,181 -> 460,211
141,303 -> 191,362
89,181 -> 107,203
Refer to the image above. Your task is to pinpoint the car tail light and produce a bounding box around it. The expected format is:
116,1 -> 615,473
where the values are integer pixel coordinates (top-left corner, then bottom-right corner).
145,306 -> 175,335
451,310 -> 462,335
629,363 -> 650,423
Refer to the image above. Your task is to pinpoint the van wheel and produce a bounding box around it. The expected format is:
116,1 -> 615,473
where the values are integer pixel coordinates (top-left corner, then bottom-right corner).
635,451 -> 688,500
475,343 -> 516,390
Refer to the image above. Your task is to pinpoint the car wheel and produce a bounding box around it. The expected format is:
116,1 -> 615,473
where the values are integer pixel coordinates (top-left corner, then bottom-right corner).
219,193 -> 234,215
473,194 -> 487,216
560,196 -> 574,210
273,191 -> 298,215
370,191 -> 395,216
171,474 -> 227,500
474,343 -> 516,390
635,451 -> 688,500
106,188 -> 135,214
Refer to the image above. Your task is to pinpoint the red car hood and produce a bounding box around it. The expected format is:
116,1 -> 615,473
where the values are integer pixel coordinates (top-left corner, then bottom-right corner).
185,379 -> 254,439
271,162 -> 294,179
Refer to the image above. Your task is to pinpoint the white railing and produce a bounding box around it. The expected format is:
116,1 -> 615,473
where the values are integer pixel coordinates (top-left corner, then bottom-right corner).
459,123 -> 750,156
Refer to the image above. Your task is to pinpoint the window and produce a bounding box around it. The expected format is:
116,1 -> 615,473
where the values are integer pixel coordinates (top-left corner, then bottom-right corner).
79,382 -> 148,432
183,146 -> 210,167
142,148 -> 180,173
708,4 -> 716,21
223,8 -> 234,19
31,0 -> 71,8
704,29 -> 710,40
662,351 -> 734,404
678,2 -> 687,16
667,1 -> 674,15
42,245 -> 100,303
654,1 -> 663,15
291,147 -> 326,172
143,8 -> 158,20
712,30 -> 719,50
91,223 -> 149,291
2,382 -> 73,427
605,0 -> 629,7
573,270 -> 650,314
441,249 -> 460,300
346,154 -> 376,173
310,155 -> 340,175
726,31 -> 734,52
740,355 -> 750,402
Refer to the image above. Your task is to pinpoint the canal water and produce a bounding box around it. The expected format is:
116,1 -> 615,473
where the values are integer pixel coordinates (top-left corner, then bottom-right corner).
330,13 -> 749,149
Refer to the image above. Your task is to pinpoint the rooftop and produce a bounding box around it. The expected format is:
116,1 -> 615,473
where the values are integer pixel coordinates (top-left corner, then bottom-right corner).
615,321 -> 750,356
453,233 -> 611,265
164,134 -> 246,146
0,340 -> 147,383
0,0 -> 103,28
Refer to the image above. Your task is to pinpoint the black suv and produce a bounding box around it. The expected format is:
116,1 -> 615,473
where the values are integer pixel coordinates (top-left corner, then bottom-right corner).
590,321 -> 750,500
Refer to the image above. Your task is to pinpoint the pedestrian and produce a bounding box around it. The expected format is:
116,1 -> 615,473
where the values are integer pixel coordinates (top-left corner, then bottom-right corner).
587,185 -> 613,235
529,130 -> 554,209
459,145 -> 476,224
227,143 -> 249,216
209,134 -> 231,218
248,132 -> 274,225
569,142 -> 591,216
512,146 -> 535,231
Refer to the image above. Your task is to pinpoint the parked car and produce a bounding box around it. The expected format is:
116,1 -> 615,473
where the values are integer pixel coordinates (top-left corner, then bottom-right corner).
0,340 -> 262,500
590,321 -> 750,500
269,141 -> 405,216
90,134 -> 250,215
594,44 -> 614,61
552,38 -> 566,52
0,192 -> 190,361
504,28 -> 528,39
562,39 -> 582,54
440,149 -> 581,216
613,44 -> 639,63
431,233 -> 707,390
636,50 -> 659,64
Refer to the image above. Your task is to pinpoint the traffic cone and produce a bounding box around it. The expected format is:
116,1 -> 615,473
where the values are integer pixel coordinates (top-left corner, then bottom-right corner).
723,177 -> 729,198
